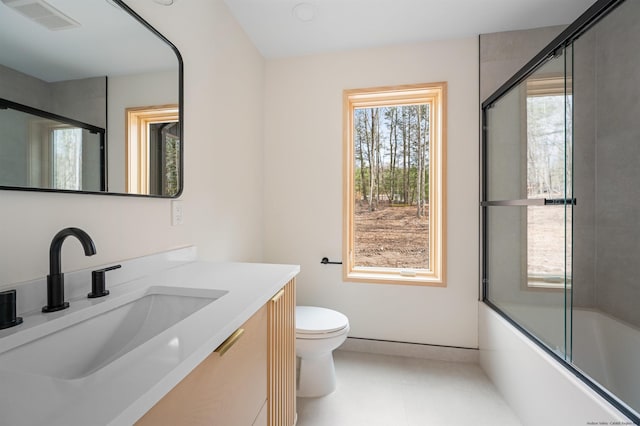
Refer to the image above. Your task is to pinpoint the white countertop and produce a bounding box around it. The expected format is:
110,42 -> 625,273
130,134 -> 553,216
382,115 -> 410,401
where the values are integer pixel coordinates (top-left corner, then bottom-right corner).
0,250 -> 299,426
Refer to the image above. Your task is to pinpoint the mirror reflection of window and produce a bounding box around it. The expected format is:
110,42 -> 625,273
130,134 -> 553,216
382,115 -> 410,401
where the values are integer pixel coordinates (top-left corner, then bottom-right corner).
126,105 -> 179,196
525,76 -> 572,288
148,121 -> 180,197
51,127 -> 82,191
526,89 -> 567,199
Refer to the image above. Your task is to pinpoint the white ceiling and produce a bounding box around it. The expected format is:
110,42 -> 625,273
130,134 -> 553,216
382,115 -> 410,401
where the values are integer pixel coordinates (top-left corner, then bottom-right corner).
223,0 -> 597,58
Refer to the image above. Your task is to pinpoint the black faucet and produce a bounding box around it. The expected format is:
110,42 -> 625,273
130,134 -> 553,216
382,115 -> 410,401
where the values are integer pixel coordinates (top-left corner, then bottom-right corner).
43,227 -> 97,313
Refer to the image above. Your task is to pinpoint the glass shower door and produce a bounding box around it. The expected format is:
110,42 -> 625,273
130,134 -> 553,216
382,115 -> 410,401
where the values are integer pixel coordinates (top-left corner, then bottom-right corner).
483,47 -> 574,360
482,0 -> 640,420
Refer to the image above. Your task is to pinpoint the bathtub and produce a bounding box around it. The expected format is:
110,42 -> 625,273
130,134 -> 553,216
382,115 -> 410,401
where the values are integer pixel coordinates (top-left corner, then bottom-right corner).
479,302 -> 638,425
496,303 -> 639,414
572,308 -> 640,414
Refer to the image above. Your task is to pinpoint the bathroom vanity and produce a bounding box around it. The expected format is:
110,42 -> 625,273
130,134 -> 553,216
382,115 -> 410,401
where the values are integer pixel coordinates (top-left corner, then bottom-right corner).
137,276 -> 296,426
0,247 -> 299,426
0,0 -> 298,423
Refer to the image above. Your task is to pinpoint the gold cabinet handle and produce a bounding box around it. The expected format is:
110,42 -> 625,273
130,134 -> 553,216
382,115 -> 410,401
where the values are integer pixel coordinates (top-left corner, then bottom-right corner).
214,328 -> 244,356
271,288 -> 285,303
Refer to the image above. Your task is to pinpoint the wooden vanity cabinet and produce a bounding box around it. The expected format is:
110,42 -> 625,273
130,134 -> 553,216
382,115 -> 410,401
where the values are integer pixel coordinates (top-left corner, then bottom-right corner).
136,304 -> 267,426
267,278 -> 296,426
137,278 -> 296,426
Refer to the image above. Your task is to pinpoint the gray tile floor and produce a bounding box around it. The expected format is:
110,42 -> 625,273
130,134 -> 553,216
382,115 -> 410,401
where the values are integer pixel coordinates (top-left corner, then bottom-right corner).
296,350 -> 522,426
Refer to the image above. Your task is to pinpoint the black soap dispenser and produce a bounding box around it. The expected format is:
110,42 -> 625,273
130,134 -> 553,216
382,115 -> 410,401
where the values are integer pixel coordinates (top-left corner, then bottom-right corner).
0,289 -> 23,330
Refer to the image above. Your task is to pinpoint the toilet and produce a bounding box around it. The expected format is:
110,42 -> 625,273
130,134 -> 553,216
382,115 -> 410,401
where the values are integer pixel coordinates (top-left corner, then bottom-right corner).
295,306 -> 350,398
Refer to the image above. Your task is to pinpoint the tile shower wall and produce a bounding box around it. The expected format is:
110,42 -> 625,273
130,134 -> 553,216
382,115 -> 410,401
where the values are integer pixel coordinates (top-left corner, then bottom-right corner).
554,0 -> 640,322
479,24 -> 615,311
479,26 -> 567,102
572,30 -> 597,309
479,26 -> 582,309
592,0 -> 640,327
481,11 -> 640,321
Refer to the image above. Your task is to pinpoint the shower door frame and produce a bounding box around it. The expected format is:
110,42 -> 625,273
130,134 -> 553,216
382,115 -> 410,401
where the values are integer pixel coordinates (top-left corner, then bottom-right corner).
479,0 -> 638,422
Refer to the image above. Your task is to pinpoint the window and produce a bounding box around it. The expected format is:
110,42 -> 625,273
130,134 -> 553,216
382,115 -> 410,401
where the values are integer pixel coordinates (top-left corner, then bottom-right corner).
524,76 -> 572,289
343,83 -> 446,285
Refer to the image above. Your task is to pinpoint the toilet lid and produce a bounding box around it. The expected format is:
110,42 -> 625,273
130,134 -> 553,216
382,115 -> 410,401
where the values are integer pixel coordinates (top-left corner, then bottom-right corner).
296,306 -> 349,334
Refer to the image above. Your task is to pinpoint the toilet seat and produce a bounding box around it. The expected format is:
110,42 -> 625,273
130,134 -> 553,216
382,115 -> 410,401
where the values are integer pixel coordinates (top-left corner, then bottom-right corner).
296,306 -> 349,339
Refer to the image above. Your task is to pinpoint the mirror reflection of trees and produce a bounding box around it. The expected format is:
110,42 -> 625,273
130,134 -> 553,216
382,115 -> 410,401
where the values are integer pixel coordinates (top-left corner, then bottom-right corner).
525,83 -> 571,283
149,121 -> 180,197
52,127 -> 83,191
526,94 -> 570,199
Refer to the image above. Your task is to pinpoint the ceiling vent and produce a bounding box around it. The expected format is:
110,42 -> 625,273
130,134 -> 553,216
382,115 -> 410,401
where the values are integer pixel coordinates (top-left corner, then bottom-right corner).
1,0 -> 80,31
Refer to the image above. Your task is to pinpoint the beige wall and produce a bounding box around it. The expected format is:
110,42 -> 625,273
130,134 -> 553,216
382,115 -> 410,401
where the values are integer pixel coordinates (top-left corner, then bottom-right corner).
263,38 -> 480,347
2,1 -> 481,349
0,0 -> 265,286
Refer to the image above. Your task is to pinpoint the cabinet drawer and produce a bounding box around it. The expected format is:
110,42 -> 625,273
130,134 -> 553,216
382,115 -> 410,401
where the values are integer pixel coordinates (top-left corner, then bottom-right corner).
137,305 -> 268,425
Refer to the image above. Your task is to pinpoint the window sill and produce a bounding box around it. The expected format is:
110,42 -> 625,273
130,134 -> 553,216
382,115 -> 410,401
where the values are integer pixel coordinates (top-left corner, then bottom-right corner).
344,269 -> 445,287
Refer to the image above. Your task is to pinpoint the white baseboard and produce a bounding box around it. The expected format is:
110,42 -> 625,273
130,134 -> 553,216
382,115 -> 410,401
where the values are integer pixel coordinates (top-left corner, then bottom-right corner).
339,337 -> 479,364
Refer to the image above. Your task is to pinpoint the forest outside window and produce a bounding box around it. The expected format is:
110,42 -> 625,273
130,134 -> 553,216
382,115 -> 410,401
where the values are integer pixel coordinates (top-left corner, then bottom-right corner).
343,83 -> 446,285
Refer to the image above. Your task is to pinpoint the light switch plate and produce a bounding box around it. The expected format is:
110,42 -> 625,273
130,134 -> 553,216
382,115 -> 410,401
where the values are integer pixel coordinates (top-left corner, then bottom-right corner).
171,200 -> 184,226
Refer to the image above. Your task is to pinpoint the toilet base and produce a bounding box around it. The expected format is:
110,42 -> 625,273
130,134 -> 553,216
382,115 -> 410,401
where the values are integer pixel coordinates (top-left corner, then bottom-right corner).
297,352 -> 337,397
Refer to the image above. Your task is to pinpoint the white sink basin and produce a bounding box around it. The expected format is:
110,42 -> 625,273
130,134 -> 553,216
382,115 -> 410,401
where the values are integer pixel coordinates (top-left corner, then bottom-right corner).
0,286 -> 227,380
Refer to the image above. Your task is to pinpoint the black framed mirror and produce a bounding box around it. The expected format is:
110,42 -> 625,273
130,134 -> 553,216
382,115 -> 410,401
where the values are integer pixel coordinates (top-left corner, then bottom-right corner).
0,0 -> 183,197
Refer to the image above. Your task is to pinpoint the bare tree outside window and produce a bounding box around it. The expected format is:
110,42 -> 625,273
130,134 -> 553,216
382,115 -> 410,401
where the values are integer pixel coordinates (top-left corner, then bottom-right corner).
353,105 -> 430,269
